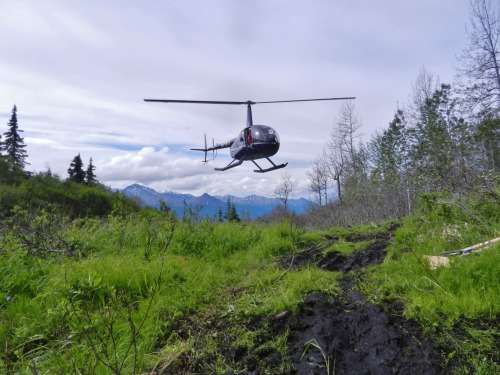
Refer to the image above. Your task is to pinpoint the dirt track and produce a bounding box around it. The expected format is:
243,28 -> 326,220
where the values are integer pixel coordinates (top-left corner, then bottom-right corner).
162,226 -> 450,374
286,279 -> 444,374
279,227 -> 445,374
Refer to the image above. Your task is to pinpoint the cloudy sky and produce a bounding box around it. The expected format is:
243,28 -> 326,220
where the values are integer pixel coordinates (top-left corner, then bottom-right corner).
1,0 -> 471,198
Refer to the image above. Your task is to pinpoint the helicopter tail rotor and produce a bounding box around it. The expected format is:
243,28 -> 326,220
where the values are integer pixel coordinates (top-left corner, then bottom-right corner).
191,134 -> 218,163
204,134 -> 208,163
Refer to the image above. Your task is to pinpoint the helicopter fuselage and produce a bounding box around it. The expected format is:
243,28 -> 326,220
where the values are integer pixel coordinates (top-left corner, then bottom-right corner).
229,124 -> 280,161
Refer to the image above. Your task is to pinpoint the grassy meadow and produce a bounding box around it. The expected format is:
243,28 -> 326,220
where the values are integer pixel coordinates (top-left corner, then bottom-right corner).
0,193 -> 499,374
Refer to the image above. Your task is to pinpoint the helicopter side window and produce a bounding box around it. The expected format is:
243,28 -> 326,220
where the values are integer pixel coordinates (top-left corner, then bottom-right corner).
245,128 -> 253,145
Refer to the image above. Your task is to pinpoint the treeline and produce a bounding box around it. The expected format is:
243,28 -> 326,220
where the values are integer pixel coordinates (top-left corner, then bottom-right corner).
0,106 -> 138,218
0,171 -> 139,218
305,0 -> 499,228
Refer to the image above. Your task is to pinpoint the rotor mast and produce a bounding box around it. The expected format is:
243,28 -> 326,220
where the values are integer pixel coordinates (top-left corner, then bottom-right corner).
246,102 -> 253,127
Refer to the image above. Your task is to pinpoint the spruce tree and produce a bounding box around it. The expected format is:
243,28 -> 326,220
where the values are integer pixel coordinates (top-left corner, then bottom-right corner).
68,154 -> 86,183
229,204 -> 240,222
2,105 -> 28,169
85,157 -> 97,184
223,198 -> 240,222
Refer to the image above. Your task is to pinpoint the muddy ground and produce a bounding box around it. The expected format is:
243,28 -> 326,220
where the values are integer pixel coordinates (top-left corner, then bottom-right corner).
285,278 -> 444,374
276,226 -> 445,374
160,226 -> 453,374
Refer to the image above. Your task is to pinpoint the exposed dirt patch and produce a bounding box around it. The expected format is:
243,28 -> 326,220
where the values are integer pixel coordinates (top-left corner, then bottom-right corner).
280,225 -> 446,374
318,239 -> 388,272
286,278 -> 445,374
280,245 -> 324,270
281,227 -> 392,273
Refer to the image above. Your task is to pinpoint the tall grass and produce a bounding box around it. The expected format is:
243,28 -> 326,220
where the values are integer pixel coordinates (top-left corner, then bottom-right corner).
0,212 -> 318,373
1,194 -> 498,373
361,193 -> 499,373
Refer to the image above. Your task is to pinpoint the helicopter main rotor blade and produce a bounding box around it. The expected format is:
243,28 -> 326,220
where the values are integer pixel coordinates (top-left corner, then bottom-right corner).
144,99 -> 254,105
254,97 -> 355,104
144,97 -> 355,105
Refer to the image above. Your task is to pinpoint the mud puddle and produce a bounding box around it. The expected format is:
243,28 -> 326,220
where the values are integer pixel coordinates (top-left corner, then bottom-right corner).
280,227 -> 394,273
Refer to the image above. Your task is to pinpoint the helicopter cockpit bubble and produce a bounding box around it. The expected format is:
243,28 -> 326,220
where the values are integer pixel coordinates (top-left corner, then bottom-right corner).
251,125 -> 280,144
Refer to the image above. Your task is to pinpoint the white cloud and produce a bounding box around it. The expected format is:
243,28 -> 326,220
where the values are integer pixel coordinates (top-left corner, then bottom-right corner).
99,147 -> 203,182
0,0 -> 471,198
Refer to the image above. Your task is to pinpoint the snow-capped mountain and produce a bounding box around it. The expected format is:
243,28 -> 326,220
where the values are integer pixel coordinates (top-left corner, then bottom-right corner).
121,184 -> 310,219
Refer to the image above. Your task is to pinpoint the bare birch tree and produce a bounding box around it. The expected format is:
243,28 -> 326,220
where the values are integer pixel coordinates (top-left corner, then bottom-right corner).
307,156 -> 328,206
274,172 -> 296,215
406,67 -> 440,125
457,0 -> 500,116
324,100 -> 361,203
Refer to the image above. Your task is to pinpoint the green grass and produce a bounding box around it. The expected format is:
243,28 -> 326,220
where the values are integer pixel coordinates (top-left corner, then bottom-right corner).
1,196 -> 498,374
0,215 -> 317,373
360,196 -> 500,373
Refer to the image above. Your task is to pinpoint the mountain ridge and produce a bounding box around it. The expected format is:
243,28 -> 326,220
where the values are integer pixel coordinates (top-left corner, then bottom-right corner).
121,183 -> 310,219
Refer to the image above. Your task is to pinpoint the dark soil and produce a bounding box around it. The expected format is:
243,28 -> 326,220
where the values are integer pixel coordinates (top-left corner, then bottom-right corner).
317,239 -> 388,272
272,226 -> 445,374
280,224 -> 398,273
286,279 -> 445,374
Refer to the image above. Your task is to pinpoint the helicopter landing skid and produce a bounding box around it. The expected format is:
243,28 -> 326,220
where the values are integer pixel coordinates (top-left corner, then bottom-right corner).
252,158 -> 288,173
214,159 -> 243,171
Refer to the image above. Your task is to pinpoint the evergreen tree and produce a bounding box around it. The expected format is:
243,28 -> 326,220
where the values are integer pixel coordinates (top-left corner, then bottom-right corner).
410,84 -> 465,191
159,199 -> 173,215
229,204 -> 240,222
68,154 -> 85,183
223,198 -> 240,222
2,105 -> 28,169
474,116 -> 500,172
223,198 -> 231,221
85,157 -> 97,184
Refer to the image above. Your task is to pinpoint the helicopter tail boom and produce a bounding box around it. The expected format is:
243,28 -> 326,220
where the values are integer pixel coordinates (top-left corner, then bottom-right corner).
191,136 -> 233,163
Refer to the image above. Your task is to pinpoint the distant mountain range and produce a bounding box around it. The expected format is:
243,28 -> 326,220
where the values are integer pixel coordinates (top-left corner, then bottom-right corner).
121,184 -> 311,219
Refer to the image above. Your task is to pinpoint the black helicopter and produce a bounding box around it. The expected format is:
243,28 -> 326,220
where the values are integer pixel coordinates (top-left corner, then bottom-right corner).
143,98 -> 355,173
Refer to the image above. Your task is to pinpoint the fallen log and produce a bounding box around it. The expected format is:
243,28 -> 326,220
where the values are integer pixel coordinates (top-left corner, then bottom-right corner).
441,237 -> 500,256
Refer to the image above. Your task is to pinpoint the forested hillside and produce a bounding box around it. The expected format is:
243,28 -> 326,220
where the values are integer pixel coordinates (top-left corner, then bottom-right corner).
303,70 -> 499,227
303,0 -> 499,228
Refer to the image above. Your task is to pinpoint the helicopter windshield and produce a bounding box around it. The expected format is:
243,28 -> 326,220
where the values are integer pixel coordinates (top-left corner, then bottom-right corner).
251,125 -> 279,143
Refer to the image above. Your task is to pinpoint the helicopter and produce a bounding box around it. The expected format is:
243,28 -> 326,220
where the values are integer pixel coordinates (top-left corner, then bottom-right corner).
143,97 -> 355,173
